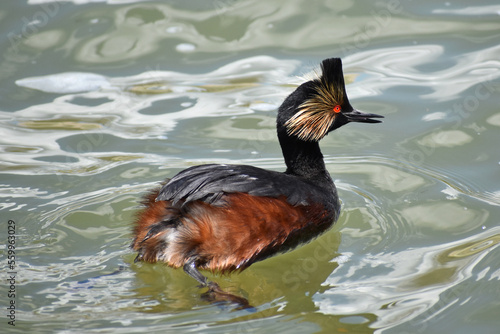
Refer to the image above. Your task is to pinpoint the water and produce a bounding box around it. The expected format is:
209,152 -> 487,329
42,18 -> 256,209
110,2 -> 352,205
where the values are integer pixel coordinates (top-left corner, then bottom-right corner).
1,0 -> 500,333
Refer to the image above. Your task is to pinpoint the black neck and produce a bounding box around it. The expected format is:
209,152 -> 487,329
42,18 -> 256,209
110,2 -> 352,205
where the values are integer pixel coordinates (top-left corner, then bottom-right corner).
275,81 -> 334,185
278,130 -> 330,181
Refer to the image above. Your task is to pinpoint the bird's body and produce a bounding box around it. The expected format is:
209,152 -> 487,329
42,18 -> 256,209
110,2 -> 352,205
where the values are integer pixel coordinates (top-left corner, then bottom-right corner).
132,58 -> 383,290
133,164 -> 338,273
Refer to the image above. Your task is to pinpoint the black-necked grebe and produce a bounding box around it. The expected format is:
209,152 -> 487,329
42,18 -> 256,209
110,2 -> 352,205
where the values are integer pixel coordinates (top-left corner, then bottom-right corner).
132,58 -> 383,298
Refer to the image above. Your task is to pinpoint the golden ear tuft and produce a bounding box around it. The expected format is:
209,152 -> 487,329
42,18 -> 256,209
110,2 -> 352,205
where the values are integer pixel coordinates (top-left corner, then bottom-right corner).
284,60 -> 346,141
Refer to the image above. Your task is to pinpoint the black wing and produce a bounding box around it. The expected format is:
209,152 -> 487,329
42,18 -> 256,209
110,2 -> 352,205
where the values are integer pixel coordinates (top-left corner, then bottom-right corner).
156,164 -> 333,207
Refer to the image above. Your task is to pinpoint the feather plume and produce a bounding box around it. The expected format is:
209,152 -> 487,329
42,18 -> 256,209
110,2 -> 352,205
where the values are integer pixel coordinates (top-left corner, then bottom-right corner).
285,58 -> 346,141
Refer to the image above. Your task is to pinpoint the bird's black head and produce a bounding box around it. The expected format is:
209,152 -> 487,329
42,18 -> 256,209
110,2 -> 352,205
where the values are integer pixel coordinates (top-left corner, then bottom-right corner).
277,58 -> 383,142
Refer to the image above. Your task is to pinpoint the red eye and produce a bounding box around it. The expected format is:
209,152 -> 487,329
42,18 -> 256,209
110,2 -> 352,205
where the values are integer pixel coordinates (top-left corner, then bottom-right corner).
333,105 -> 341,113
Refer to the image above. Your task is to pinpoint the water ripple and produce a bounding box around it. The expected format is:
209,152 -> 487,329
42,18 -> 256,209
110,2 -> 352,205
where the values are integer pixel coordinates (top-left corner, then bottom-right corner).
8,56 -> 299,176
315,226 -> 500,330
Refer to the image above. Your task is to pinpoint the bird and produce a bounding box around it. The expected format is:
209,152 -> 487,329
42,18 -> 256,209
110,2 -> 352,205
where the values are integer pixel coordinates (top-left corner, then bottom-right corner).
131,58 -> 383,297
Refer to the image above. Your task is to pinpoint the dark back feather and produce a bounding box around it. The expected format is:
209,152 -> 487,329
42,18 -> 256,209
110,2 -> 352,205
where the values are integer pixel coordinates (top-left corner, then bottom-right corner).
156,164 -> 338,211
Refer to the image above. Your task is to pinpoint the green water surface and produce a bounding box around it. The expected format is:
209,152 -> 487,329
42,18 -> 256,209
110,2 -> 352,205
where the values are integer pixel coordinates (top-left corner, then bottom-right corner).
1,1 -> 499,333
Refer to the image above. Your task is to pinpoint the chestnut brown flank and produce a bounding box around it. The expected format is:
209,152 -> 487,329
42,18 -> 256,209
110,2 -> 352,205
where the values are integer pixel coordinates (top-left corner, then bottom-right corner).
132,191 -> 332,273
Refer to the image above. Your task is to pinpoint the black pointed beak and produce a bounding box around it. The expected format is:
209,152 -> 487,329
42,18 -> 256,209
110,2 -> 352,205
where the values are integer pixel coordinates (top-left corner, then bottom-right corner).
345,109 -> 384,123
